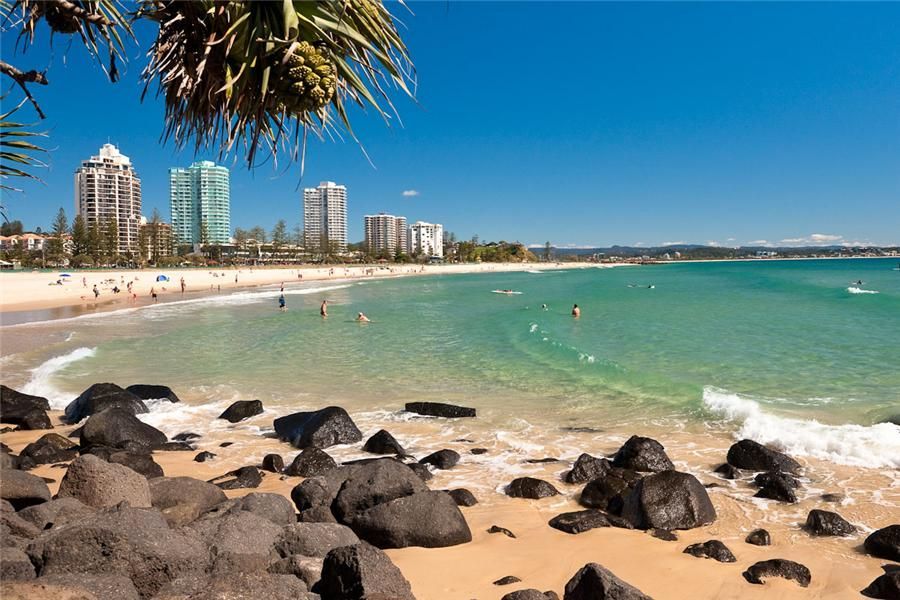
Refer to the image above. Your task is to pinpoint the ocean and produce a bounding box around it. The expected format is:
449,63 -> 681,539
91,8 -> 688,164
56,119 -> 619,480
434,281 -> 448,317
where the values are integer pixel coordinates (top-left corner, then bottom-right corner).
2,258 -> 898,502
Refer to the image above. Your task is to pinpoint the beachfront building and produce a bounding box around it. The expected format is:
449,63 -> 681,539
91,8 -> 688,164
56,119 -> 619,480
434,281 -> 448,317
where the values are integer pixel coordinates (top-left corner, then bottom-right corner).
364,213 -> 407,255
139,218 -> 173,261
408,221 -> 444,257
74,143 -> 142,255
169,160 -> 231,247
303,181 -> 347,253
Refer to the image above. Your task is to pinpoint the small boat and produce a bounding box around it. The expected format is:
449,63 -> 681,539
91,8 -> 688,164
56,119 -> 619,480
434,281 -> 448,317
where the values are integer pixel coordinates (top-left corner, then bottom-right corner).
492,289 -> 522,295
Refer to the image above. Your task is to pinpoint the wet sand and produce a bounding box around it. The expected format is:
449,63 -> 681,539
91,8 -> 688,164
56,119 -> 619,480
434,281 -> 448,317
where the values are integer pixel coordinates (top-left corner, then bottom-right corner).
2,411 -> 894,600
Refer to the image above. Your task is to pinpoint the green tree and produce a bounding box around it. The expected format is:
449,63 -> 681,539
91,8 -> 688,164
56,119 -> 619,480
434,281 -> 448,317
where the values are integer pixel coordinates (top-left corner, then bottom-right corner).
0,220 -> 24,236
47,207 -> 68,261
104,219 -> 118,265
71,214 -> 88,257
544,241 -> 552,262
271,219 -> 287,253
87,221 -> 103,263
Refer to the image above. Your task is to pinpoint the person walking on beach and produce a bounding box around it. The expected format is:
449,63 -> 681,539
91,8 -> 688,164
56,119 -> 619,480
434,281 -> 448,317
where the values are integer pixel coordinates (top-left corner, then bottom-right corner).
92,285 -> 99,299
320,300 -> 328,318
180,277 -> 186,294
150,287 -> 158,303
572,304 -> 580,317
278,294 -> 286,312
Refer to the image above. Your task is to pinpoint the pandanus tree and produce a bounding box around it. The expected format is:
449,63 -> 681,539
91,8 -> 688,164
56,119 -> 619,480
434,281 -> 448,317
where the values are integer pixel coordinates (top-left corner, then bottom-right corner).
0,0 -> 415,207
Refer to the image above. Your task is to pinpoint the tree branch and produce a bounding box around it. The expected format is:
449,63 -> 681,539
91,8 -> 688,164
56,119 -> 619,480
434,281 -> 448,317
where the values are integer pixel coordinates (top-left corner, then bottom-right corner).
0,60 -> 49,119
53,0 -> 114,27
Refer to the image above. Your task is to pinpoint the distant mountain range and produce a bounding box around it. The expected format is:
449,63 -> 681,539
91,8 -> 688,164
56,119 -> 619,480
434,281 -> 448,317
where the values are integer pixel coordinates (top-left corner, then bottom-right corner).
536,244 -> 898,258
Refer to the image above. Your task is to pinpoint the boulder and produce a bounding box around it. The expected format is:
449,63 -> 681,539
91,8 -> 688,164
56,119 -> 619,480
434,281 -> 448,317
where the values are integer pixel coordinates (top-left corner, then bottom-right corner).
503,590 -> 553,600
218,399 -> 264,423
565,453 -> 611,484
284,447 -> 338,477
713,463 -> 740,479
683,540 -> 736,562
864,525 -> 900,562
79,407 -> 167,450
274,406 -> 362,449
2,511 -> 41,541
210,466 -> 262,490
153,573 -> 312,600
64,383 -> 147,423
108,450 -> 164,479
237,492 -> 296,527
1,385 -> 50,415
291,467 -> 358,519
17,497 -> 95,531
149,476 -> 227,514
1,450 -> 21,470
125,384 -> 180,403
404,401 -> 476,418
470,447 -> 488,455
57,454 -> 151,509
20,433 -> 78,465
36,575 -> 140,600
862,571 -> 900,599
446,488 -> 478,507
494,576 -> 522,585
332,459 -> 427,524
189,510 -> 282,572
172,432 -> 200,442
612,436 -> 675,472
6,409 -> 52,431
318,542 -> 415,600
726,439 -> 801,474
579,467 -> 641,514
1,469 -> 51,510
419,449 -> 460,470
549,510 -> 611,534
742,559 -> 811,587
745,528 -> 771,546
158,441 -> 195,452
276,522 -> 360,558
650,528 -> 677,541
1,546 -> 36,580
193,451 -> 216,463
805,509 -> 856,536
262,453 -> 284,473
268,555 -> 324,590
362,429 -> 406,455
621,470 -> 716,530
753,471 -> 799,503
407,462 -> 433,481
563,563 -> 652,600
349,490 -> 473,548
506,477 -> 560,499
26,503 -> 207,598
488,525 -> 516,538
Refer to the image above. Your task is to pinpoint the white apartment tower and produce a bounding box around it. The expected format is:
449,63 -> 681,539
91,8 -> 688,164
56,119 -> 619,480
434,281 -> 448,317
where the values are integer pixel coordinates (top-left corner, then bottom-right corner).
74,143 -> 142,255
303,181 -> 347,252
408,221 -> 444,258
364,213 -> 407,255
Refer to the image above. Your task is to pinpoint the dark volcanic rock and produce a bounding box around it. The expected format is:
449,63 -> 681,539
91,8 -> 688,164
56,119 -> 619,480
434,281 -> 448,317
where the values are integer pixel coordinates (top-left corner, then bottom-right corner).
742,559 -> 811,587
419,449 -> 460,470
125,384 -> 180,403
290,467 -> 356,519
565,453 -> 611,484
621,470 -> 716,530
150,476 -> 227,515
649,528 -> 677,541
503,590 -> 553,600
276,522 -> 360,558
268,554 -> 324,590
506,477 -> 560,499
549,510 -> 611,534
8,409 -> 52,431
714,463 -> 741,479
683,540 -> 736,562
862,571 -> 900,599
194,451 -> 216,463
470,447 -> 488,455
579,467 -> 642,514
864,525 -> 900,562
488,525 -> 516,538
333,459 -> 427,524
57,454 -> 151,509
612,435 -> 675,472
563,562 -> 652,600
805,509 -> 856,536
746,528 -> 771,546
108,450 -> 163,479
407,462 -> 433,481
153,574 -> 310,600
210,466 -> 263,490
188,509 -> 282,573
753,471 -> 800,503
1,546 -> 36,579
20,433 -> 78,465
274,406 -> 362,449
446,488 -> 478,507
285,447 -> 338,477
79,407 -> 167,450
820,493 -> 845,503
17,497 -> 95,531
350,490 -> 473,548
173,432 -> 201,442
404,401 -> 476,418
1,469 -> 51,510
64,383 -> 147,423
362,429 -> 406,455
726,439 -> 801,474
319,542 -> 415,600
157,441 -> 194,451
0,385 -> 52,430
494,575 -> 522,585
218,399 -> 263,423
526,457 -> 559,464
261,453 -> 284,473
232,492 -> 296,527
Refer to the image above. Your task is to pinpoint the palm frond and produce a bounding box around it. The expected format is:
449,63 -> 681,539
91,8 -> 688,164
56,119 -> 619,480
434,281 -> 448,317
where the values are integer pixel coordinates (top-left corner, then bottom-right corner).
0,98 -> 48,198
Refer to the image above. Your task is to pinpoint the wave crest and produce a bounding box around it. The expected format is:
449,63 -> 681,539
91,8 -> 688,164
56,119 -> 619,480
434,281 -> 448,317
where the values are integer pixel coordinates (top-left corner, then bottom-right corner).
21,347 -> 96,409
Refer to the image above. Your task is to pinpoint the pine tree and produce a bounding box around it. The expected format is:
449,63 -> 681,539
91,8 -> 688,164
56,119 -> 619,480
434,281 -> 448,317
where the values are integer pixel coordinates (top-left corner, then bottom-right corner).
88,221 -> 103,263
271,220 -> 287,254
47,207 -> 69,261
71,214 -> 88,257
104,219 -> 119,264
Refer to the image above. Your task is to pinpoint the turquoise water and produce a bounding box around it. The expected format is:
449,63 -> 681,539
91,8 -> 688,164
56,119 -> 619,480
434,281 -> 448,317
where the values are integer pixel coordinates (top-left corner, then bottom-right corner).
3,258 -> 899,469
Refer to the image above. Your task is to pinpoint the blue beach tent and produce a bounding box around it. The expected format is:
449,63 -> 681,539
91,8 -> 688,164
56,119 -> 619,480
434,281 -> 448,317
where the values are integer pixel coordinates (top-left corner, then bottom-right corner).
156,275 -> 170,282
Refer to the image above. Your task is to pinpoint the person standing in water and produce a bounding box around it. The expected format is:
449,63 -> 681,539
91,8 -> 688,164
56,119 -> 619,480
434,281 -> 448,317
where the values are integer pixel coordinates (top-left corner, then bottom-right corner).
278,294 -> 286,312
320,299 -> 328,318
572,304 -> 580,317
356,312 -> 370,323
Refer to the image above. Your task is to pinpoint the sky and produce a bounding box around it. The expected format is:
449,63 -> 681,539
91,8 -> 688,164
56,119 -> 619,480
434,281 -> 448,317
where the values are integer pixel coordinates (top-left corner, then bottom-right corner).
2,2 -> 899,247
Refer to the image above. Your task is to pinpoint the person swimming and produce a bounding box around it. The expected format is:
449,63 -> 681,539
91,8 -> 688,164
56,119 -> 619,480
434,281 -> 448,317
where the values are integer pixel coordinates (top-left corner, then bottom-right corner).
572,304 -> 580,317
356,312 -> 370,323
541,303 -> 548,311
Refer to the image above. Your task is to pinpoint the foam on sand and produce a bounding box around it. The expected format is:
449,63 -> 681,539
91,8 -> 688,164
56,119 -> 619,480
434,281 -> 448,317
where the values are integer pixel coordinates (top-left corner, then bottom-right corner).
703,386 -> 900,468
847,286 -> 879,294
20,347 -> 97,409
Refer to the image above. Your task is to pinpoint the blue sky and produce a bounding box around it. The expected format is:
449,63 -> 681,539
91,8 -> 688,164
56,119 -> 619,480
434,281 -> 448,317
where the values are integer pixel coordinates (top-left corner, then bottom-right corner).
2,2 -> 899,247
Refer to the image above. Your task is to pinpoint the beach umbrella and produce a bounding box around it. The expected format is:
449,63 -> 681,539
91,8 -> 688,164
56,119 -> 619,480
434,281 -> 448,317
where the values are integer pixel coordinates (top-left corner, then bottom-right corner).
59,273 -> 71,277
156,275 -> 170,282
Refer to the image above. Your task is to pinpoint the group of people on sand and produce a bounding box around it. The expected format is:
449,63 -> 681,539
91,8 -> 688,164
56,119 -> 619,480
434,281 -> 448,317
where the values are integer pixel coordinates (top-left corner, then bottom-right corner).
276,295 -> 370,322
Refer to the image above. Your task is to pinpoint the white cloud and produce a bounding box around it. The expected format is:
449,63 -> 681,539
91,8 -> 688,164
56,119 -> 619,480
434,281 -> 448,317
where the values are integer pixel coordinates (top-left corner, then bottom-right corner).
748,240 -> 770,246
778,233 -> 844,246
810,233 -> 842,243
707,240 -> 720,247
402,190 -> 420,197
633,242 -> 646,247
726,237 -> 736,242
662,241 -> 686,246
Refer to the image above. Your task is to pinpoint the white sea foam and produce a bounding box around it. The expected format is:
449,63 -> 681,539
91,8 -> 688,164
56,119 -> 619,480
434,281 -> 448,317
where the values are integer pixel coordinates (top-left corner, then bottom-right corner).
20,347 -> 97,409
703,387 -> 900,468
847,286 -> 879,294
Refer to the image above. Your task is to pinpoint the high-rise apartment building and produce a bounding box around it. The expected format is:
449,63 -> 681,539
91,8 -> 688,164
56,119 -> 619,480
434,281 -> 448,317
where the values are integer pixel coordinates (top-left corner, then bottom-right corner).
364,213 -> 407,255
74,143 -> 142,255
303,181 -> 347,252
169,160 -> 231,246
408,221 -> 444,257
